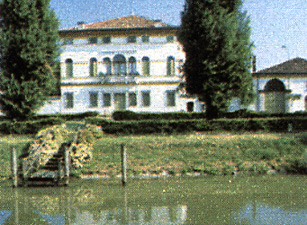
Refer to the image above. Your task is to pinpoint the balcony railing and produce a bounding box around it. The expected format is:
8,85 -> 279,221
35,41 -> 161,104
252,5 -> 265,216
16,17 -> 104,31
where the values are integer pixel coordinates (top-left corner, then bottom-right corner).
102,74 -> 137,84
61,74 -> 181,85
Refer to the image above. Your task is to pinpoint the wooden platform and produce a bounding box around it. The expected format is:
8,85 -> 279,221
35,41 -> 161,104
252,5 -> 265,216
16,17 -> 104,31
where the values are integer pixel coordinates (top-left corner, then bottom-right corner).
11,131 -> 79,188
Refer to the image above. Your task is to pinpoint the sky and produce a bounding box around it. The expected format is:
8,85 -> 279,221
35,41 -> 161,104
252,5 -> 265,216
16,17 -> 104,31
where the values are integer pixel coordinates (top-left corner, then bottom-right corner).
49,0 -> 307,71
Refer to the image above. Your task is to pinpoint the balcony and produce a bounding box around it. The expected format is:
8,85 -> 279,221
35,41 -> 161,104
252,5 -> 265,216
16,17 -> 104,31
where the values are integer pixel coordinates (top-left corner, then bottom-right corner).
61,74 -> 181,86
102,74 -> 137,84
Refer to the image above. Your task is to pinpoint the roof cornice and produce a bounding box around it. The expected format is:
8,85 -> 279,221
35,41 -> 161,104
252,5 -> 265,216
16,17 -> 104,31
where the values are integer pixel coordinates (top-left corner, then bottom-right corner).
59,26 -> 179,34
253,72 -> 307,75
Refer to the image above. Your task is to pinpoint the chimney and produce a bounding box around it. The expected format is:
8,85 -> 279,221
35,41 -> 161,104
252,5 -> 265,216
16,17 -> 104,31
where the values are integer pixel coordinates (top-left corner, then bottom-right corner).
153,20 -> 162,27
77,21 -> 86,29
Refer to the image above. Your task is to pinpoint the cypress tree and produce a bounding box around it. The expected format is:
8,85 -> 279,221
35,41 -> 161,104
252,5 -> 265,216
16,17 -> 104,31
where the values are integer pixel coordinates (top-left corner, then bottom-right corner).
0,0 -> 60,120
178,0 -> 254,119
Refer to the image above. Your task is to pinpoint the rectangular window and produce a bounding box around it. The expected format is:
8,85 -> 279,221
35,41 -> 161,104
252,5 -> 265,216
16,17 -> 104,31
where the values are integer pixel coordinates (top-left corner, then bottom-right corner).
103,93 -> 111,107
127,36 -> 137,43
166,35 -> 174,43
142,59 -> 150,76
142,91 -> 150,107
64,92 -> 74,109
102,36 -> 111,44
129,93 -> 137,107
142,36 -> 150,43
88,37 -> 98,44
166,91 -> 176,107
89,92 -> 98,108
63,38 -> 73,45
167,57 -> 175,76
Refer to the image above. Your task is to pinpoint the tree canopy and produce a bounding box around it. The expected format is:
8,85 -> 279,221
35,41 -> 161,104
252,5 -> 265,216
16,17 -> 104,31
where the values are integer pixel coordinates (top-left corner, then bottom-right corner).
178,0 -> 254,119
0,0 -> 60,120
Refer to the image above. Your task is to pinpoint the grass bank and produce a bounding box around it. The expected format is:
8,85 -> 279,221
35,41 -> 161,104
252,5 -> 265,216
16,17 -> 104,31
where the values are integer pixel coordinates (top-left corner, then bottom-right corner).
81,132 -> 307,177
1,132 -> 306,179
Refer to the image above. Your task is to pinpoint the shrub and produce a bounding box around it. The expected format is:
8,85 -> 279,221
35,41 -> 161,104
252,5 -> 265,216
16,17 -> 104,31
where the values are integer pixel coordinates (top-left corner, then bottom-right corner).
237,162 -> 248,172
249,163 -> 270,174
204,167 -> 220,175
285,152 -> 307,174
249,149 -> 279,161
222,164 -> 236,175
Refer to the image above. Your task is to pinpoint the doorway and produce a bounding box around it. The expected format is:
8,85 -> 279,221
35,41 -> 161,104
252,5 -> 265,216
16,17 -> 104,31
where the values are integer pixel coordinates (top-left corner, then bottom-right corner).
114,93 -> 126,111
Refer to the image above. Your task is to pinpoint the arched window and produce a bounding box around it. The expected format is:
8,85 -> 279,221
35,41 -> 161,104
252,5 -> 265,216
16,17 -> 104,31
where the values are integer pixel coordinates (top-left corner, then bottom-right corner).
65,59 -> 73,78
89,58 -> 97,77
103,57 -> 112,75
142,57 -> 150,76
128,57 -> 137,75
113,54 -> 126,75
167,56 -> 175,76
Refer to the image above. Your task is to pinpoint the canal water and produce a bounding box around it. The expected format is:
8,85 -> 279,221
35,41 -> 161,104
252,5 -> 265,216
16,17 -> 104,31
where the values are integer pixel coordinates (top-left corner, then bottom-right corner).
0,175 -> 306,224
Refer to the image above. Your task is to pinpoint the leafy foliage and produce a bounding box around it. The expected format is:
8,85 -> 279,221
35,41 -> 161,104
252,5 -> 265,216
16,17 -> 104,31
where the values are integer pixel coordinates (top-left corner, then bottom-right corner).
0,0 -> 60,120
178,0 -> 254,119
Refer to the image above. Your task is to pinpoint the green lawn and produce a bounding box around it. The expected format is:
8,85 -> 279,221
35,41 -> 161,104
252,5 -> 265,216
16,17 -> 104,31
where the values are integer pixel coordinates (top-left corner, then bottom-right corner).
1,132 -> 306,179
82,132 -> 307,177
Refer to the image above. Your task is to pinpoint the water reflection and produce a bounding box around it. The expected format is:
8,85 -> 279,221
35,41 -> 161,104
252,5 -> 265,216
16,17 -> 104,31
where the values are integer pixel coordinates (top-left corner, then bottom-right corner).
0,211 -> 12,224
234,202 -> 307,225
0,176 -> 306,224
72,206 -> 187,225
1,203 -> 187,224
0,187 -> 187,224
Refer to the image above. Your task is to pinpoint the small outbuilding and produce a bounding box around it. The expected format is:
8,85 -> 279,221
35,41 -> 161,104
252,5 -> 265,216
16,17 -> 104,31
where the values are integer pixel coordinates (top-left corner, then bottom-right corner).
251,57 -> 307,113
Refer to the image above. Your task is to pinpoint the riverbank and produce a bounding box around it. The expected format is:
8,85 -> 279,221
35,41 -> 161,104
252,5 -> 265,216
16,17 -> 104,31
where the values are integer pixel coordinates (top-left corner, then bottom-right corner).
73,131 -> 307,178
1,132 -> 306,179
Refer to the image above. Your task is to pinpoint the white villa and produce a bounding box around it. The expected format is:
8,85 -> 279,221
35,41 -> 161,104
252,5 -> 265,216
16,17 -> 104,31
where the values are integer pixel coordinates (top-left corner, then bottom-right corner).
39,15 -> 203,115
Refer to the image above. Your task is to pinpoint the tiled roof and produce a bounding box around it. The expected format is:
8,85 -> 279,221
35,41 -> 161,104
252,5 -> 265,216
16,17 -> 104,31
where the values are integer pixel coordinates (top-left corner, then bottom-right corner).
257,57 -> 307,74
72,15 -> 170,30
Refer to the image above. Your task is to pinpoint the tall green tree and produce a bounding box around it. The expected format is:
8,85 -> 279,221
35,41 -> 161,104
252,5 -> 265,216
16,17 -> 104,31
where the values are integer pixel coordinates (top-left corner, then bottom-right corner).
0,0 -> 60,120
178,0 -> 254,119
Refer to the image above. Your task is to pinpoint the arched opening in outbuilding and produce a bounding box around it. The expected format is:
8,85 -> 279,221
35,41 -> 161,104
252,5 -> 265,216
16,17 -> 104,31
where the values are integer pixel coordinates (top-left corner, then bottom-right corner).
264,79 -> 288,113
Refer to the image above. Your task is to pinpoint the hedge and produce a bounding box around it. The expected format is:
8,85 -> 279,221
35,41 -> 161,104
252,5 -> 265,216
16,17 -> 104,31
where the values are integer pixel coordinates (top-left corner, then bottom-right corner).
0,112 -> 101,134
85,117 -> 307,135
0,117 -> 65,134
2,112 -> 306,135
112,110 -> 307,121
35,111 -> 100,120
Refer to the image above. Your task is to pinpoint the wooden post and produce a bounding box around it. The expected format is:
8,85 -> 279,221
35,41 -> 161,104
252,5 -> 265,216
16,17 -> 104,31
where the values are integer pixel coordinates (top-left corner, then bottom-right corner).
121,144 -> 127,186
22,160 -> 28,187
11,148 -> 18,188
14,189 -> 20,224
57,160 -> 62,186
64,147 -> 70,186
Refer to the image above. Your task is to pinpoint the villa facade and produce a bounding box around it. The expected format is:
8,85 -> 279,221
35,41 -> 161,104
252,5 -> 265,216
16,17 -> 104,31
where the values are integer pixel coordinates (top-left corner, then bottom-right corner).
42,15 -> 202,115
